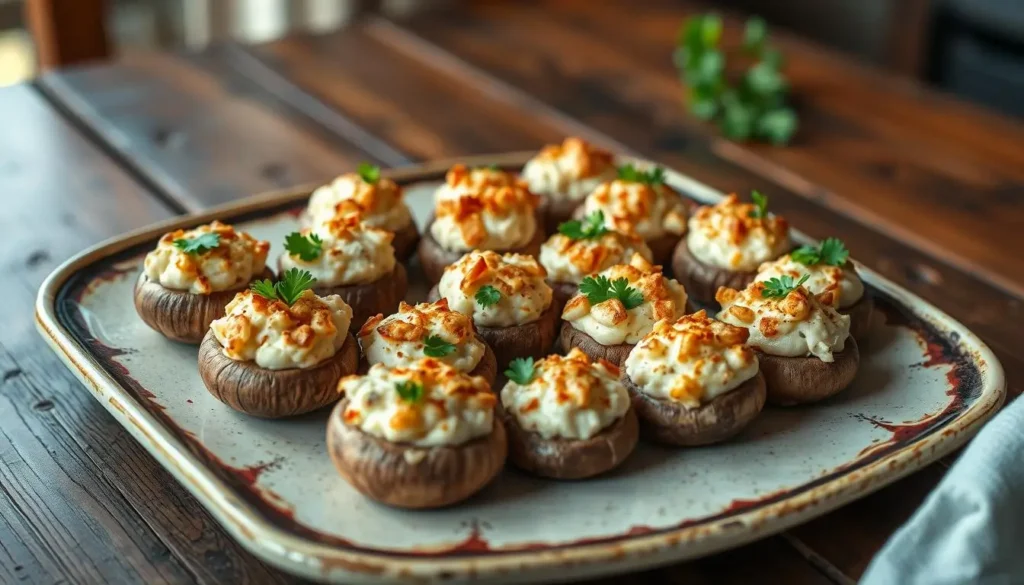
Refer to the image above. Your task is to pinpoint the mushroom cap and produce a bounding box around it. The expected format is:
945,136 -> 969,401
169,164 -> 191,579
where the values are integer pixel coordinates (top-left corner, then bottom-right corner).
499,402 -> 639,479
670,236 -> 758,306
546,280 -> 578,313
558,321 -> 635,368
569,204 -> 684,268
198,329 -> 359,418
756,337 -> 860,406
133,268 -> 273,344
416,213 -> 546,285
624,370 -> 767,446
274,261 -> 408,335
327,398 -> 507,509
388,220 -> 421,262
843,292 -> 874,342
358,334 -> 499,388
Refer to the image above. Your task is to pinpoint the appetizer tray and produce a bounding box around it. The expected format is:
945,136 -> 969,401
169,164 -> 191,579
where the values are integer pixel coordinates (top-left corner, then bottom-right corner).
36,154 -> 1006,584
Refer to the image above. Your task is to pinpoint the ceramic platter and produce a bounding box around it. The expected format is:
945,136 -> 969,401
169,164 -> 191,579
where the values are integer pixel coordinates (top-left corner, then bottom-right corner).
36,153 -> 1006,584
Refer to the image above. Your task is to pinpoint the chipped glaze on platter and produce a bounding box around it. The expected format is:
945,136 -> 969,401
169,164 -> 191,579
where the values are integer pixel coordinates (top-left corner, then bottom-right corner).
36,154 -> 1006,584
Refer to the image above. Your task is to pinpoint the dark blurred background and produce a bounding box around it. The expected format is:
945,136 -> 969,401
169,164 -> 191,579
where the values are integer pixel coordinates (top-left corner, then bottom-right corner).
3,0 -> 1022,118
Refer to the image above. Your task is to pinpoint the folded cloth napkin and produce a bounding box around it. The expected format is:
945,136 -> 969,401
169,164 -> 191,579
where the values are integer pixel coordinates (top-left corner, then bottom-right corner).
861,394 -> 1024,585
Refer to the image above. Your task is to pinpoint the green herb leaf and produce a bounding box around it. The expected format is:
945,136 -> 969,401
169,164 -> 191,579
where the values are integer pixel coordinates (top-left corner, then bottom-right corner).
757,107 -> 798,146
760,274 -> 810,298
721,99 -> 754,141
395,380 -> 424,403
790,245 -> 821,266
616,164 -> 666,186
251,268 -> 317,306
792,238 -> 849,267
504,357 -> 536,385
172,232 -> 220,255
558,211 -> 609,240
743,17 -> 767,55
423,335 -> 456,358
749,190 -> 769,219
357,162 -> 381,184
579,275 -> 645,309
475,285 -> 501,308
284,232 -> 323,262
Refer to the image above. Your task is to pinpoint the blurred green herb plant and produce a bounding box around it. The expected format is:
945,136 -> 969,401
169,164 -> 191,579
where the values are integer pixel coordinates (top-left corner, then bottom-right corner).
673,14 -> 797,145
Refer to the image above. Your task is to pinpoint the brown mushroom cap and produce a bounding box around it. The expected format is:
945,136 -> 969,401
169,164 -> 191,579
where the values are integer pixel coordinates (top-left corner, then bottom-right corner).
198,329 -> 359,418
416,217 -> 546,285
546,280 -> 578,312
670,237 -> 757,305
388,220 -> 421,262
624,370 -> 766,446
273,260 -> 409,335
756,337 -> 860,406
539,195 -> 584,235
358,334 -> 499,388
842,293 -> 874,342
499,402 -> 638,479
558,321 -> 635,367
327,398 -> 507,509
133,268 -> 274,344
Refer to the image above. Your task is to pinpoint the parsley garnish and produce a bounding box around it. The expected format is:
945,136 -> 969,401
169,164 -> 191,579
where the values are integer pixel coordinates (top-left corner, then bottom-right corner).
475,285 -> 501,308
357,162 -> 381,184
423,335 -> 456,358
504,357 -> 536,385
748,190 -> 769,219
674,14 -> 796,145
791,238 -> 849,267
760,274 -> 810,299
283,232 -> 323,262
172,232 -> 220,255
395,380 -> 424,403
579,275 -> 645,310
250,268 -> 317,306
616,164 -> 666,186
558,211 -> 610,240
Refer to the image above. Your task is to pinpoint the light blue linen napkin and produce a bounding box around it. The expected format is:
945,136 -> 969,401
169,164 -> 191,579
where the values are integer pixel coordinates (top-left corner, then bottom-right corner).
861,394 -> 1024,585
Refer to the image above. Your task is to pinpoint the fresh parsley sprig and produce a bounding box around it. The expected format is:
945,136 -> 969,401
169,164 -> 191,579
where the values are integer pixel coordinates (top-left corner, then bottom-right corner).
475,285 -> 501,308
791,238 -> 849,267
505,357 -> 536,385
395,380 -> 424,404
357,162 -> 381,184
760,274 -> 809,299
579,275 -> 645,310
284,232 -> 323,262
558,211 -> 610,241
674,14 -> 796,145
617,164 -> 666,186
172,232 -> 220,255
250,268 -> 317,306
423,335 -> 456,358
748,190 -> 769,219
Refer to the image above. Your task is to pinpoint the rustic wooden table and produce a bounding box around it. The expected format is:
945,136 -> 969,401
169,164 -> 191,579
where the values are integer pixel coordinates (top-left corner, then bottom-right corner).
3,2 -> 1021,584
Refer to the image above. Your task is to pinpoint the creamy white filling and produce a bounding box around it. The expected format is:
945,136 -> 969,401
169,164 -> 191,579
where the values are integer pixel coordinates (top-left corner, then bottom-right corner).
581,181 -> 688,240
143,224 -> 268,294
359,311 -> 486,373
755,256 -> 865,308
210,290 -> 353,370
306,175 -> 413,232
539,233 -> 653,285
717,289 -> 851,361
521,156 -> 615,202
563,270 -> 689,346
430,208 -> 537,253
500,350 -> 629,440
279,223 -> 395,287
686,213 -> 790,272
438,252 -> 552,328
340,362 -> 494,447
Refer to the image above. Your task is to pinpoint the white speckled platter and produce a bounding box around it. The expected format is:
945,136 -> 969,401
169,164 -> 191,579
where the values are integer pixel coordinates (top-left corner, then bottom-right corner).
36,154 -> 1006,584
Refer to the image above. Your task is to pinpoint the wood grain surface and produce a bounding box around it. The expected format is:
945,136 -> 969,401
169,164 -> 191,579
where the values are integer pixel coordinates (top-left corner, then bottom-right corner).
4,1 -> 1021,583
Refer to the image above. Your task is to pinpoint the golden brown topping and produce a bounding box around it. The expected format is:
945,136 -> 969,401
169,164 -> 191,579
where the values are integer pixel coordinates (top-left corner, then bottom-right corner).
692,194 -> 788,247
363,299 -> 474,344
646,310 -> 751,360
535,137 -> 614,178
445,250 -> 547,297
523,348 -> 619,408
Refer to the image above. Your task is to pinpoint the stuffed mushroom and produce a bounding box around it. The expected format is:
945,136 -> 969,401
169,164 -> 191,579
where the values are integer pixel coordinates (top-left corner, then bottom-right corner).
417,164 -> 543,284
754,237 -> 874,341
328,358 -> 506,509
279,211 -> 406,334
521,137 -> 617,233
560,253 -> 690,367
429,250 -> 559,373
135,220 -> 271,343
358,299 -> 498,387
672,192 -> 791,305
576,163 -> 689,266
716,278 -> 858,406
499,348 -> 638,479
539,210 -> 653,307
302,163 -> 419,260
623,311 -> 766,446
198,269 -> 359,418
